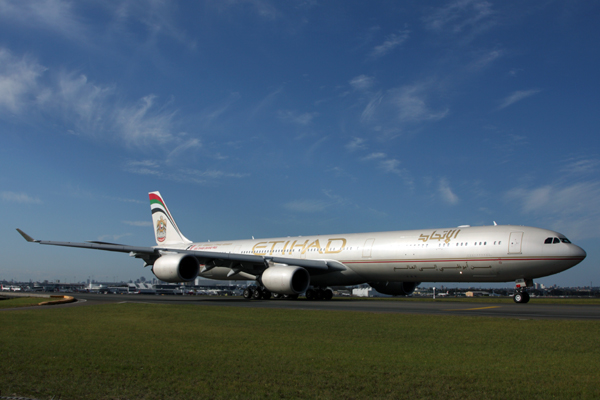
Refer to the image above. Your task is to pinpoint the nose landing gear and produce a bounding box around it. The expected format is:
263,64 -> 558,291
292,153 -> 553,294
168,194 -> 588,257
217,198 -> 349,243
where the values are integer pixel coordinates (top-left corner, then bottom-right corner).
513,278 -> 533,304
513,290 -> 530,303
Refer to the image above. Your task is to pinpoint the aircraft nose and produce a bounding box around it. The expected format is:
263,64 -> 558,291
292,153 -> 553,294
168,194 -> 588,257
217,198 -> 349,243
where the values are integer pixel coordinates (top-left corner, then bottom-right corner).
571,244 -> 586,259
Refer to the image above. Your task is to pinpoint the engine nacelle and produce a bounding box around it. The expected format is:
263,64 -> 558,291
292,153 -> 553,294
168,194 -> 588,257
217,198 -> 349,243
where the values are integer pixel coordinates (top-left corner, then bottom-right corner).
368,281 -> 419,296
261,266 -> 310,295
152,254 -> 199,283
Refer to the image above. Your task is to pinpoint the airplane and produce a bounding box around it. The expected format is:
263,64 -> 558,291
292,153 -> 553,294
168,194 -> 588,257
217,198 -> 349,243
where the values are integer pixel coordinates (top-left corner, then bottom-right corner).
17,191 -> 586,303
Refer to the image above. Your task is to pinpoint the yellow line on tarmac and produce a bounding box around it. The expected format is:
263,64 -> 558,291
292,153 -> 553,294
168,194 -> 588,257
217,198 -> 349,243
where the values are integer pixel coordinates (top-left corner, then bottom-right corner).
446,306 -> 501,311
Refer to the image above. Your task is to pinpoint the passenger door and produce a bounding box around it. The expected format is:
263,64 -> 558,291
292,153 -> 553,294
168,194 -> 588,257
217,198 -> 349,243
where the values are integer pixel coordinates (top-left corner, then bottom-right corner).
508,232 -> 523,254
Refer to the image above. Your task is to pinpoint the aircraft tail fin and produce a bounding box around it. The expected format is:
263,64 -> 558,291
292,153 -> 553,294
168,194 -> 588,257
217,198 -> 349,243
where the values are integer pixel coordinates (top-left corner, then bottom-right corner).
149,191 -> 192,245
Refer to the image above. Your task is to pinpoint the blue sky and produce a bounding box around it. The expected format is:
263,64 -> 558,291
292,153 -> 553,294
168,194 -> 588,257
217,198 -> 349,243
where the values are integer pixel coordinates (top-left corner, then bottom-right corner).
1,0 -> 599,287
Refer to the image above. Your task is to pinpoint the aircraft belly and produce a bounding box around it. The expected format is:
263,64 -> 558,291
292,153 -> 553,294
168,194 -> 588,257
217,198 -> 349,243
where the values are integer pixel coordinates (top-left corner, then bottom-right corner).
310,268 -> 366,286
199,267 -> 254,281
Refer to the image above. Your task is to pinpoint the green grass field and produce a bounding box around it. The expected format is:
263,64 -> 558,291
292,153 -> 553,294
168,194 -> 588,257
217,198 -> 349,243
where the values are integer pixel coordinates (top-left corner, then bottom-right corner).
0,296 -> 45,308
1,302 -> 599,400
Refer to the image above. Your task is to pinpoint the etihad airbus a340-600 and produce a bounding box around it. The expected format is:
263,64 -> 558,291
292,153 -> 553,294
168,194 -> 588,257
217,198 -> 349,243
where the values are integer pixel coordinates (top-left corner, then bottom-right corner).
17,191 -> 586,303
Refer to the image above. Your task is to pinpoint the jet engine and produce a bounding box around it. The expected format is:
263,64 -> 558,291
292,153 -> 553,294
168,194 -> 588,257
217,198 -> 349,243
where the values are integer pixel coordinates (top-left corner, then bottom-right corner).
261,266 -> 310,295
368,281 -> 419,296
152,254 -> 199,283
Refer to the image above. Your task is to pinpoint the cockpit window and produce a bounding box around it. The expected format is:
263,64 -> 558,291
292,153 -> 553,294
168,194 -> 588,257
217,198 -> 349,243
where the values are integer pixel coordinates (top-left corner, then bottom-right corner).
545,237 -> 566,244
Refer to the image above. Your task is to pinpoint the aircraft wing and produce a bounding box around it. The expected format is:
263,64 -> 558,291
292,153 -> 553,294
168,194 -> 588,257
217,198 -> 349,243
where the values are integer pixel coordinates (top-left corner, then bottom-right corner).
168,247 -> 346,272
17,229 -> 345,273
16,229 -> 158,255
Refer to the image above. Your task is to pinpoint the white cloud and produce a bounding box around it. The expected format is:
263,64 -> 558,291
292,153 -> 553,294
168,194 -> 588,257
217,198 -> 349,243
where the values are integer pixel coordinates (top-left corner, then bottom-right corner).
278,110 -> 318,125
114,94 -> 177,146
349,75 -> 375,91
210,0 -> 281,20
345,137 -> 367,152
439,178 -> 459,205
380,158 -> 401,173
125,160 -> 248,184
497,89 -> 541,110
166,138 -> 202,164
110,0 -> 191,46
469,49 -> 504,70
123,221 -> 152,227
105,196 -> 144,204
505,182 -> 600,239
424,0 -> 495,35
200,92 -> 241,125
370,31 -> 409,58
0,191 -> 42,204
361,152 -> 386,161
97,233 -> 133,242
0,0 -> 193,48
379,159 -> 413,187
357,81 -> 448,130
390,84 -> 449,123
0,49 -> 46,113
0,50 -> 181,147
563,157 -> 600,175
251,86 -> 284,116
181,168 -> 249,180
0,0 -> 86,43
360,92 -> 383,123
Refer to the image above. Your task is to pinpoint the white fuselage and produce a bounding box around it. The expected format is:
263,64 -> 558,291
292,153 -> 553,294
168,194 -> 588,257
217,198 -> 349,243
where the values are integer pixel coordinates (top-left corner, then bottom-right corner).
164,225 -> 585,286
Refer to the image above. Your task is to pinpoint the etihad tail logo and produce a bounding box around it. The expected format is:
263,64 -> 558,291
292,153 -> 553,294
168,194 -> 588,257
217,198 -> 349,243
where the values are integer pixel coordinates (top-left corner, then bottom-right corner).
156,216 -> 167,242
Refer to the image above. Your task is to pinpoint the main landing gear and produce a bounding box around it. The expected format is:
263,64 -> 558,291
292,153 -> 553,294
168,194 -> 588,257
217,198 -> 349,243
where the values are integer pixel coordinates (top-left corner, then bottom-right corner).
242,286 -> 332,301
242,286 -> 299,300
305,287 -> 333,301
513,278 -> 532,304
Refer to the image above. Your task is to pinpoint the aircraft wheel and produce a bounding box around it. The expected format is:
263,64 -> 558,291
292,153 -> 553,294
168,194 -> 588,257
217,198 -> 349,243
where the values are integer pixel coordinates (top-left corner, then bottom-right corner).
262,289 -> 272,300
252,287 -> 263,300
323,288 -> 333,300
522,292 -> 530,303
305,288 -> 315,300
514,293 -> 523,303
273,293 -> 282,299
243,288 -> 253,299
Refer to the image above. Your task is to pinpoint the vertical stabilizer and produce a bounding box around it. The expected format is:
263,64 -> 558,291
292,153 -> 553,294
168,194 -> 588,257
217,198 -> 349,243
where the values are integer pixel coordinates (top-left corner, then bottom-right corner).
149,191 -> 192,245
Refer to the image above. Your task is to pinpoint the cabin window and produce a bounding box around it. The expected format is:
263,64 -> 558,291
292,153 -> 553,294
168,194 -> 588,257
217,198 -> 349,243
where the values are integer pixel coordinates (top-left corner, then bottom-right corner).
553,237 -> 560,244
544,237 -> 553,244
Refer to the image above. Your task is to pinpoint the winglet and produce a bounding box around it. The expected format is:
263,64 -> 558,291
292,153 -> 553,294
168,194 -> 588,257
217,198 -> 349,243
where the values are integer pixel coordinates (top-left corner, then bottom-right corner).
16,229 -> 39,243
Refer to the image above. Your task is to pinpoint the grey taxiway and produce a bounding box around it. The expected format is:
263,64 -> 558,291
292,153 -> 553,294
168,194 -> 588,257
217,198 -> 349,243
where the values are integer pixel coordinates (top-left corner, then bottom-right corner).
40,293 -> 600,320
